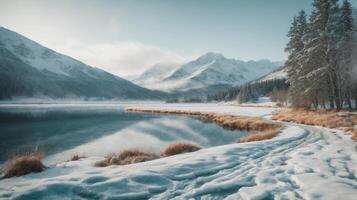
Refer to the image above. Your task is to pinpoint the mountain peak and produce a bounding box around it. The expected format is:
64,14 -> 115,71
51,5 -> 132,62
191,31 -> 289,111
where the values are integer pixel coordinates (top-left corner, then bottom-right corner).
136,52 -> 280,93
198,52 -> 225,61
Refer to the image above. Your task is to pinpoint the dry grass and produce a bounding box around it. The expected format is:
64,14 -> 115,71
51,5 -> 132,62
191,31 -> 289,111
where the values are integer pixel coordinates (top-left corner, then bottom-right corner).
272,109 -> 357,141
207,115 -> 281,132
67,154 -> 86,162
95,150 -> 159,167
237,128 -> 281,143
3,152 -> 45,178
125,108 -> 282,132
95,144 -> 201,167
126,108 -> 282,143
272,109 -> 357,128
162,142 -> 201,156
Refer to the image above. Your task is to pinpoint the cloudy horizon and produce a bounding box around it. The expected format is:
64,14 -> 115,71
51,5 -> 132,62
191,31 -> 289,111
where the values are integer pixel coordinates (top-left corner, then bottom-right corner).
1,0 -> 356,77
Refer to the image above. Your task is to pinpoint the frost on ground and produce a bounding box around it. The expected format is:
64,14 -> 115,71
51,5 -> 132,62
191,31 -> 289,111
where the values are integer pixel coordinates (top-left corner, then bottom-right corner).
0,104 -> 356,200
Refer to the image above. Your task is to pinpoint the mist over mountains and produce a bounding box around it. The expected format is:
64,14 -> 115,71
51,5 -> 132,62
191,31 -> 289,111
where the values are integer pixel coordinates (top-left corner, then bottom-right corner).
134,52 -> 281,94
0,27 -> 165,101
0,27 -> 282,101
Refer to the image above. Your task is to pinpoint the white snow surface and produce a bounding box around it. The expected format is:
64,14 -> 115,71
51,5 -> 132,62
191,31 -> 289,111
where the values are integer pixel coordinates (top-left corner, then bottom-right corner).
227,97 -> 277,107
259,67 -> 288,82
1,104 -> 356,200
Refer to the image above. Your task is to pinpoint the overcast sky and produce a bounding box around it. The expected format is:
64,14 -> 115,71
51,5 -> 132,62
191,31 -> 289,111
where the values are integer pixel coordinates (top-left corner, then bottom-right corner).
0,0 -> 356,77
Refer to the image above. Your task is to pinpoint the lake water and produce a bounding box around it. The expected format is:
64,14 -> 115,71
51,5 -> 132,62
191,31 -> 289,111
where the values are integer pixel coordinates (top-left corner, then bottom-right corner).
0,103 -> 249,164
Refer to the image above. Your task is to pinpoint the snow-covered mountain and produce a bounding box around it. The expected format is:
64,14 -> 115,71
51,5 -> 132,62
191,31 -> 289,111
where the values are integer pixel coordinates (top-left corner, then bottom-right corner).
0,27 -> 165,100
135,62 -> 180,86
134,52 -> 281,93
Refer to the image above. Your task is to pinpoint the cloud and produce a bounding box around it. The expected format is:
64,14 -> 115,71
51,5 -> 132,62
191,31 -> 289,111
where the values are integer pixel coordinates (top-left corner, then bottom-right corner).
54,40 -> 187,78
0,0 -> 190,78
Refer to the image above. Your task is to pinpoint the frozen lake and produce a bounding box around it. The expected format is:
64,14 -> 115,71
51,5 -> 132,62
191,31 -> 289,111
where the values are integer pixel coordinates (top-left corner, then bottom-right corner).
0,103 -> 249,164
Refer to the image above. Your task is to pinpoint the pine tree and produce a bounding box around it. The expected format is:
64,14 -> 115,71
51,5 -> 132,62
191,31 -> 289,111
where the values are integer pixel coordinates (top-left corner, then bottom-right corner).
325,0 -> 344,110
286,10 -> 307,53
295,0 -> 343,109
303,0 -> 329,108
339,0 -> 355,109
285,0 -> 357,110
285,10 -> 308,107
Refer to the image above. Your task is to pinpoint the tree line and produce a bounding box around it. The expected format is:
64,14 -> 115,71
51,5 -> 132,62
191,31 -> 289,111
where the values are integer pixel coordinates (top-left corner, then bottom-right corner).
286,0 -> 356,110
206,79 -> 289,103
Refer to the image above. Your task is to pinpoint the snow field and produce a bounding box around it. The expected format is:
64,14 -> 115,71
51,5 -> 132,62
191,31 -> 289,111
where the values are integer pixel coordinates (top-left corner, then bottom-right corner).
1,104 -> 356,200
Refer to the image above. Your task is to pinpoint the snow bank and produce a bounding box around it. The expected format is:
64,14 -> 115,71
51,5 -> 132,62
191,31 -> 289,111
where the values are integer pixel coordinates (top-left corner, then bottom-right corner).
1,104 -> 356,199
0,126 -> 307,199
227,97 -> 277,107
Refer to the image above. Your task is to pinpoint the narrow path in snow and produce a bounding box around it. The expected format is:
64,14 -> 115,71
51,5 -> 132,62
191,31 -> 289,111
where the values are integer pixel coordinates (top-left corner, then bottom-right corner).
151,124 -> 357,200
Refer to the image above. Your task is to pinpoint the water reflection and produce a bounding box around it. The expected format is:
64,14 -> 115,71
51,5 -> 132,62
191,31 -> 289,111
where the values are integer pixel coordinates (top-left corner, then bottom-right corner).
0,104 -> 249,164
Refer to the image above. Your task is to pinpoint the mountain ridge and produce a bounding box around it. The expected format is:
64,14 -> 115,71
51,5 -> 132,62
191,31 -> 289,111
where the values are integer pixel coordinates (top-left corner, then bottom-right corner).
134,52 -> 282,93
0,27 -> 166,100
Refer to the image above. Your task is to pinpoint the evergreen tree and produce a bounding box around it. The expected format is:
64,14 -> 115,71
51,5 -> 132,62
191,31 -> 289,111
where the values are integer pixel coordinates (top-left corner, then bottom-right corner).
292,0 -> 340,109
285,0 -> 356,110
285,10 -> 308,107
286,10 -> 307,53
326,0 -> 343,110
339,0 -> 355,109
301,0 -> 330,109
210,0 -> 356,109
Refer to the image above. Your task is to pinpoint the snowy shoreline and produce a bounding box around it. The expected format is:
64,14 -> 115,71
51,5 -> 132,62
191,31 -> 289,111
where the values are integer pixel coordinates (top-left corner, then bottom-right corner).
1,104 -> 356,199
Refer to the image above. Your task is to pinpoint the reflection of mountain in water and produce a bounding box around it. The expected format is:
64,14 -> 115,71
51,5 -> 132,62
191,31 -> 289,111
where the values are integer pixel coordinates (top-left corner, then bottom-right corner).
0,106 -> 156,162
0,105 -> 250,164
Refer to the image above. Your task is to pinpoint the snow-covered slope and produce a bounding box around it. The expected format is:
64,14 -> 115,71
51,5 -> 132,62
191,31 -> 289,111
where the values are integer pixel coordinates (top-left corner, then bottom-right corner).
135,63 -> 180,86
1,104 -> 356,199
258,66 -> 287,82
134,53 -> 281,92
0,27 -> 165,100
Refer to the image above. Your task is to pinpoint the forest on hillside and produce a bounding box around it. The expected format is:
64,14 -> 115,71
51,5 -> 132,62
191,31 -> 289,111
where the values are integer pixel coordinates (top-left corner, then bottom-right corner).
206,79 -> 289,104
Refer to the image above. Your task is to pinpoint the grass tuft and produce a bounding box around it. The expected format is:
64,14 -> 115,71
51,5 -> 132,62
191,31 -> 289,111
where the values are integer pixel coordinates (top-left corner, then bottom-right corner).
162,142 -> 201,156
68,154 -> 86,162
3,152 -> 45,178
237,128 -> 281,143
95,150 -> 159,167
